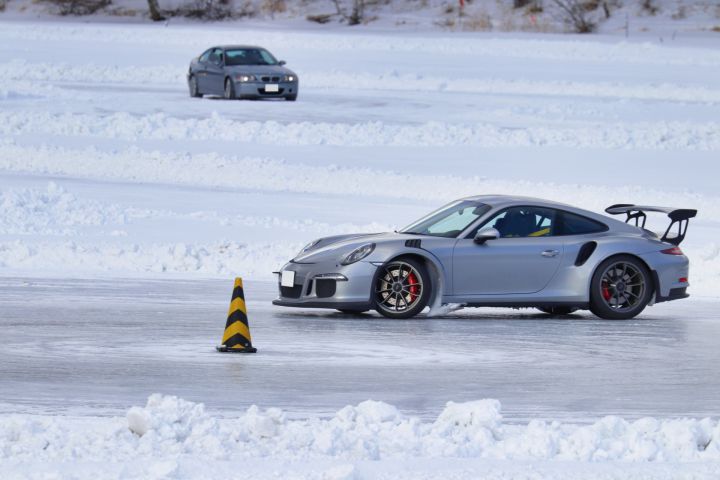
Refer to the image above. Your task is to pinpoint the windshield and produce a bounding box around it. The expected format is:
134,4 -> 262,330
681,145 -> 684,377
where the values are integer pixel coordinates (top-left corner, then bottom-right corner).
401,201 -> 491,238
224,48 -> 278,66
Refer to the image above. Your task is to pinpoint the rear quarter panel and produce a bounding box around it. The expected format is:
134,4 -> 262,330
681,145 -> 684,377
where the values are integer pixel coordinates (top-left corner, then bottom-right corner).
547,233 -> 677,302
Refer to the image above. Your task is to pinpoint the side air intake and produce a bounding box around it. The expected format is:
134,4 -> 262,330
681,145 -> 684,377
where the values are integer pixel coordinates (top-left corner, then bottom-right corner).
575,241 -> 597,266
405,239 -> 422,248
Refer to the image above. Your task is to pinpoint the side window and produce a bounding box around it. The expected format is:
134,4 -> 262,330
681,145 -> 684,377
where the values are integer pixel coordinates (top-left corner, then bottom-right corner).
558,211 -> 607,235
481,206 -> 557,238
209,48 -> 223,65
199,50 -> 212,63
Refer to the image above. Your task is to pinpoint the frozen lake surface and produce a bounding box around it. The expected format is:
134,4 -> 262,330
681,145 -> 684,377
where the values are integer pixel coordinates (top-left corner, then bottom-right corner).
2,276 -> 718,421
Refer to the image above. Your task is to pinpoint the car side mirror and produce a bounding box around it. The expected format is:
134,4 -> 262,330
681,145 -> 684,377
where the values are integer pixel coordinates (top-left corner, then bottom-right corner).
278,60 -> 287,66
474,228 -> 500,245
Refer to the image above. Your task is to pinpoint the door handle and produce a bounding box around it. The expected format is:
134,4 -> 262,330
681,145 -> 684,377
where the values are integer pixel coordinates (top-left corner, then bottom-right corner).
541,249 -> 559,258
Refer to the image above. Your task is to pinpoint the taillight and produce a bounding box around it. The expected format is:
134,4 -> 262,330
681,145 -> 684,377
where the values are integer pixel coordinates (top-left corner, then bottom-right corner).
661,246 -> 683,255
679,277 -> 688,283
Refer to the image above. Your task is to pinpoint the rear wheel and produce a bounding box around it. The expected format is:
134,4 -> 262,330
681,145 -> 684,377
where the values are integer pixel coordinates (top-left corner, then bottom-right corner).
374,258 -> 431,319
537,306 -> 578,315
188,76 -> 201,98
286,94 -> 297,101
224,79 -> 237,100
590,255 -> 652,320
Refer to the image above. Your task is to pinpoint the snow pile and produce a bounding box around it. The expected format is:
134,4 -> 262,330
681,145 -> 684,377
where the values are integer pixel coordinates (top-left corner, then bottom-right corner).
0,60 -> 182,85
0,240 -> 301,276
1,143 -> 717,217
2,394 -> 719,464
3,111 -> 719,150
0,182 -> 136,235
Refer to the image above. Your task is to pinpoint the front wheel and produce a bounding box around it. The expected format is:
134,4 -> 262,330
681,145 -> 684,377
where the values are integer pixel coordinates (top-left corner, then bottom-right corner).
590,255 -> 652,320
188,76 -> 201,98
374,258 -> 431,319
224,79 -> 237,100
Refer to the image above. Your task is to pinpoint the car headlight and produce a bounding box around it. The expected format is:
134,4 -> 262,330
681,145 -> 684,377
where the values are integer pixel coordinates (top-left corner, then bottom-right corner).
297,239 -> 322,258
283,75 -> 296,82
341,243 -> 375,265
235,74 -> 256,82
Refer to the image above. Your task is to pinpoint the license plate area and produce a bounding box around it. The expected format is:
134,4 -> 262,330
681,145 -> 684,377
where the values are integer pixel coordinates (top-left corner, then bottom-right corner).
265,84 -> 279,92
281,270 -> 295,287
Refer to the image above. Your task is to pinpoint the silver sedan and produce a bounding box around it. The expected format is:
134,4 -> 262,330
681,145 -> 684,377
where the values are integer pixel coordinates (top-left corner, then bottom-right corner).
187,45 -> 298,101
273,195 -> 696,320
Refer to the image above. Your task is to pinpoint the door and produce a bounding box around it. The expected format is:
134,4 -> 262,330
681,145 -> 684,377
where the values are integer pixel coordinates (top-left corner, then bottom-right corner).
202,48 -> 225,94
452,206 -> 564,295
195,49 -> 213,92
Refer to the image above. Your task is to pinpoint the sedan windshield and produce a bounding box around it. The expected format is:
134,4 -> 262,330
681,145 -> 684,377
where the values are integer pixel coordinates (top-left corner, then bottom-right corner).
401,201 -> 491,238
224,48 -> 278,66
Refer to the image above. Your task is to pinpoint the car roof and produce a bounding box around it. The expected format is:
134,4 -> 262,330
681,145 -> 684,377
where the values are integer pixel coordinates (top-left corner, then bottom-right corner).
461,194 -> 573,209
460,194 -> 637,232
214,45 -> 266,50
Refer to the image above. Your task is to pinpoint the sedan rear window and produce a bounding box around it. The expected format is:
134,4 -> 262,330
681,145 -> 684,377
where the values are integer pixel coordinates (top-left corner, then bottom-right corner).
225,49 -> 278,66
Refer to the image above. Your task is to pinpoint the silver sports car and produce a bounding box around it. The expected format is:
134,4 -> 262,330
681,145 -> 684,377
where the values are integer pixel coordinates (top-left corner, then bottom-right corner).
273,195 -> 696,320
187,45 -> 298,101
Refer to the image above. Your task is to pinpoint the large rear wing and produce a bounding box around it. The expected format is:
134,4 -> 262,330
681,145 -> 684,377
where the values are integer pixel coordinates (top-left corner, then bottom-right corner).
605,204 -> 697,246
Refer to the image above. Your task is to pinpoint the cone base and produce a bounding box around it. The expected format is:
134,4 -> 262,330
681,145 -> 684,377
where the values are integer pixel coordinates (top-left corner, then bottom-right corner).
216,345 -> 257,353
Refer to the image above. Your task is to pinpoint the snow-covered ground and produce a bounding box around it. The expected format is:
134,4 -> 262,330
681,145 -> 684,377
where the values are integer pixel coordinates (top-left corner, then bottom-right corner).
1,18 -> 720,479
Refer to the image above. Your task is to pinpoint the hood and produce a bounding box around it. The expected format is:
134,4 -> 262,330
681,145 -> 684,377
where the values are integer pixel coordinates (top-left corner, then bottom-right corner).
225,64 -> 295,75
293,231 -> 413,264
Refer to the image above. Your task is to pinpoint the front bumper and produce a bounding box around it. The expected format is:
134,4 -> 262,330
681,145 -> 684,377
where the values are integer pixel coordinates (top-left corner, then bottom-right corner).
272,260 -> 376,310
235,80 -> 298,98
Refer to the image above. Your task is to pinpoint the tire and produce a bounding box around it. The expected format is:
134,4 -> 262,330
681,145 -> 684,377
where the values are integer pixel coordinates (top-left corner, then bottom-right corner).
224,79 -> 237,100
589,255 -> 653,320
188,76 -> 201,98
537,306 -> 578,315
373,258 -> 431,319
336,309 -> 370,315
286,94 -> 297,102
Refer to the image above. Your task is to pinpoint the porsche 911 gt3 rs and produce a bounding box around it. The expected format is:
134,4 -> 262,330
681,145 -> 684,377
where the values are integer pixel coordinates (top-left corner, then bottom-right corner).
273,195 -> 696,320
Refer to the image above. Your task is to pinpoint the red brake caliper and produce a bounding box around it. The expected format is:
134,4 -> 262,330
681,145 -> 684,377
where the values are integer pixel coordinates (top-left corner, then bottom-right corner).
601,280 -> 611,301
407,272 -> 419,303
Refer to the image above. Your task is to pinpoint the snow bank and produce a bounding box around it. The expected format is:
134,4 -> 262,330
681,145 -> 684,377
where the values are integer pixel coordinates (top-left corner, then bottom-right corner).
2,111 -> 718,150
0,239 -> 300,277
0,182 -> 141,235
2,394 -> 720,464
2,142 -> 718,216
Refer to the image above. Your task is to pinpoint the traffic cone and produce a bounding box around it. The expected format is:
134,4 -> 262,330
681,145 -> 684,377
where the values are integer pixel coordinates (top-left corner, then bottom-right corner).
217,277 -> 257,353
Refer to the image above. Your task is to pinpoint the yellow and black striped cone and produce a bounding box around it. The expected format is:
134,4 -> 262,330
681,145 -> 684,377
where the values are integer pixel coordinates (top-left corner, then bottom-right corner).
217,277 -> 257,353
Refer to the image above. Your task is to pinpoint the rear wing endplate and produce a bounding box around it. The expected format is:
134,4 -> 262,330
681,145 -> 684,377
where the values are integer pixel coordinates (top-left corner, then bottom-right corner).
605,204 -> 697,246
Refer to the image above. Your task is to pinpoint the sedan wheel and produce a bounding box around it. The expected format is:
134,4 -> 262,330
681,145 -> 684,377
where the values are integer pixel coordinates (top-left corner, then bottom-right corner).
224,79 -> 236,100
590,255 -> 652,320
188,76 -> 201,98
374,259 -> 431,319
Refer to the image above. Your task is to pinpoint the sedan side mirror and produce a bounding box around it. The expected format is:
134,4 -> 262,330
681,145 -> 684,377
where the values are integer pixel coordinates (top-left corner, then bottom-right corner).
474,228 -> 500,245
278,60 -> 287,66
